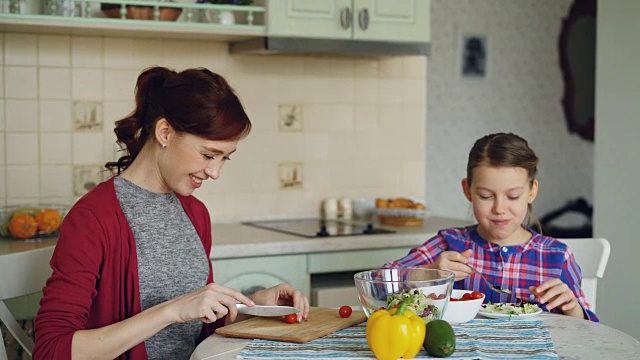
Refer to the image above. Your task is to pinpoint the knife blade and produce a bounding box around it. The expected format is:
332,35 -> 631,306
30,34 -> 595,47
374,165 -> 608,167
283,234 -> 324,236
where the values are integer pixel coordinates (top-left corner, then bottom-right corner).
235,304 -> 300,317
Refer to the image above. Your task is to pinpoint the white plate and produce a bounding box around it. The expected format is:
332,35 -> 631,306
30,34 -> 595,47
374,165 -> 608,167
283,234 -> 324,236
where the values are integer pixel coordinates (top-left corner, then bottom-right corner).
478,303 -> 542,319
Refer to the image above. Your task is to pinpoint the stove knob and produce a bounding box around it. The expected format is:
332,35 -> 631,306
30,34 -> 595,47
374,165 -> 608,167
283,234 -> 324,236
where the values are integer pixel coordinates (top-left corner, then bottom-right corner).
362,223 -> 375,234
316,225 -> 330,237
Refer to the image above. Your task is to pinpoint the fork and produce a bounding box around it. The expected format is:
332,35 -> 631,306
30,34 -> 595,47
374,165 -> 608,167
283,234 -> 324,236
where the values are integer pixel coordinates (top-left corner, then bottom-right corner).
436,245 -> 512,294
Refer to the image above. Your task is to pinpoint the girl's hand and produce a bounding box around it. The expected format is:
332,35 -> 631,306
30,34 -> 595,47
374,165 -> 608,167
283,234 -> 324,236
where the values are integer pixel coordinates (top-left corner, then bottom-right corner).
166,283 -> 254,324
430,248 -> 474,281
529,279 -> 584,318
250,283 -> 310,322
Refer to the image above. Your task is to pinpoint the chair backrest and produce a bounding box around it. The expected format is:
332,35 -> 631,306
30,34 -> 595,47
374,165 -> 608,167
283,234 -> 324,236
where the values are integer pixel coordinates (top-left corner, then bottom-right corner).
0,246 -> 54,360
559,238 -> 610,312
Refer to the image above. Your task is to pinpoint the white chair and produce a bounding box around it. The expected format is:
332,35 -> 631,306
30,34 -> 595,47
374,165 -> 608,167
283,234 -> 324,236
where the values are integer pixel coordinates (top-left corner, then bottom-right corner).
560,238 -> 610,312
0,246 -> 54,360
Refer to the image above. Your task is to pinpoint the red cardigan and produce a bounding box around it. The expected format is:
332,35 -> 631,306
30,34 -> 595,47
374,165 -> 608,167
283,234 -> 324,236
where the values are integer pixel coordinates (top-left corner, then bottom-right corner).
33,177 -> 222,359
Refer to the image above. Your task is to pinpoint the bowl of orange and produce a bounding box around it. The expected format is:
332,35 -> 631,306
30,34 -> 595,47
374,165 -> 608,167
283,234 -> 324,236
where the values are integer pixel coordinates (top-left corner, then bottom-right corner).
0,205 -> 69,240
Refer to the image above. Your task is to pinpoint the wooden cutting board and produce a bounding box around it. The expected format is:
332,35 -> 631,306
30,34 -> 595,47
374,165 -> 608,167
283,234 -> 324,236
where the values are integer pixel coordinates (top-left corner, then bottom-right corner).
215,307 -> 367,343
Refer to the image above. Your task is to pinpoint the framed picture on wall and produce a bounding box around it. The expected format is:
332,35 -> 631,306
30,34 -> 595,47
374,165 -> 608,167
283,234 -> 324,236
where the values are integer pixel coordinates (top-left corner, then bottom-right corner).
460,35 -> 488,78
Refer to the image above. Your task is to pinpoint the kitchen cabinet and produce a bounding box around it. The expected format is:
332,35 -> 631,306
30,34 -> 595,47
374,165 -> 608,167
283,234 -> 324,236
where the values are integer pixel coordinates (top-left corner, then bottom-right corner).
267,0 -> 430,43
212,254 -> 310,297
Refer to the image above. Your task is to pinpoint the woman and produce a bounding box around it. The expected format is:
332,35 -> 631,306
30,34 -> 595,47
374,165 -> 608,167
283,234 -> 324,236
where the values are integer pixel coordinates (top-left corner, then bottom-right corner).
34,67 -> 310,359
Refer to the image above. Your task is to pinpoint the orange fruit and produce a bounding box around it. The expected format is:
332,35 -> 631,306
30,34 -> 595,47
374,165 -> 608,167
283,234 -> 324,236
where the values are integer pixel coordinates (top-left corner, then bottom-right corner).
8,213 -> 38,239
34,208 -> 63,234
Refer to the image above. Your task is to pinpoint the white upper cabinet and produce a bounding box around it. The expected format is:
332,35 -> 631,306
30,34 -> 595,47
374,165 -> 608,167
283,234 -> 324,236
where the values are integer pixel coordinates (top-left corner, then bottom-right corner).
267,0 -> 430,43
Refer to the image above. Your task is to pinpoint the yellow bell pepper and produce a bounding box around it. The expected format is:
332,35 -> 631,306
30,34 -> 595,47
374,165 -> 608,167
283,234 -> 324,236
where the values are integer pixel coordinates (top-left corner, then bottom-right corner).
365,300 -> 426,360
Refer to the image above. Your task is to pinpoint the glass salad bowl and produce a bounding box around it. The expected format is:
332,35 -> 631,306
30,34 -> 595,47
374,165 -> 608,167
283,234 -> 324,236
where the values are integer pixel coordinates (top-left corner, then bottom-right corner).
354,268 -> 455,322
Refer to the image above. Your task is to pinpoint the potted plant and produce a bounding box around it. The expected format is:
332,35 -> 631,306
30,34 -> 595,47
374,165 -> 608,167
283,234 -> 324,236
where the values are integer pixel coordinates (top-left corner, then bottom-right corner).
101,1 -> 183,21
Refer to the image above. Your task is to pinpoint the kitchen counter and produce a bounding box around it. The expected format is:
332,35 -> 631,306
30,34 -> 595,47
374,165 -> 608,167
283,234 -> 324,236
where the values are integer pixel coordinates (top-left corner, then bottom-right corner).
211,216 -> 471,260
0,216 -> 470,258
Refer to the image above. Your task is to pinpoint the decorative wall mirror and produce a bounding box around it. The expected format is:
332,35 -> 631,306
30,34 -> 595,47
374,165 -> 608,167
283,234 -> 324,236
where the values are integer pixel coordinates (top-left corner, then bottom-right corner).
559,0 -> 597,142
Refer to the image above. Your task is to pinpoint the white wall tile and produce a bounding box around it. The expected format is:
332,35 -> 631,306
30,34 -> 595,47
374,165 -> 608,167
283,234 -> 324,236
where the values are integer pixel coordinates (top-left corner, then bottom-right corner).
354,59 -> 379,78
39,68 -> 71,99
4,34 -> 37,66
40,164 -> 73,197
72,133 -> 103,164
0,166 -> 5,198
0,69 -> 4,98
402,79 -> 426,105
0,100 -> 4,130
0,35 -> 4,65
0,33 -> 426,220
378,57 -> 403,78
40,133 -> 72,164
40,100 -> 72,132
353,78 -> 378,105
377,79 -> 404,105
0,136 -> 4,165
132,38 -> 165,70
403,56 -> 427,79
103,69 -> 137,101
163,40 -> 197,70
103,38 -> 135,69
6,165 -> 39,198
328,59 -> 355,78
72,69 -> 102,100
353,105 -> 379,130
191,41 -> 227,71
5,99 -> 39,132
72,36 -> 103,68
6,133 -> 39,165
38,35 -> 71,67
4,66 -> 38,99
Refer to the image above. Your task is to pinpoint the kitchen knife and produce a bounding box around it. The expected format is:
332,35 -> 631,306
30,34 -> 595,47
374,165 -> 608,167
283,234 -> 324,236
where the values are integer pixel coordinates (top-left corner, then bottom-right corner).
235,304 -> 300,317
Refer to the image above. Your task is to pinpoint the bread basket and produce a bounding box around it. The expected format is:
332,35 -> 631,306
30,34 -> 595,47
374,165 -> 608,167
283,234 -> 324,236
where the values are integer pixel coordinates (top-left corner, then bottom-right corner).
375,207 -> 427,227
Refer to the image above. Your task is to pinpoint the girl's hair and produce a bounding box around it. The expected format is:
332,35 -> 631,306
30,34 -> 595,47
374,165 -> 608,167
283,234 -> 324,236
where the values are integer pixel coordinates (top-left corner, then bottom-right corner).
467,133 -> 541,230
105,66 -> 252,173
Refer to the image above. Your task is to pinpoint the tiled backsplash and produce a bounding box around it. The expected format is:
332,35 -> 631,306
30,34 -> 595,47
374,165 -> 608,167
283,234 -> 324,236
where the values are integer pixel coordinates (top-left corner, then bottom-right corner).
0,33 -> 426,222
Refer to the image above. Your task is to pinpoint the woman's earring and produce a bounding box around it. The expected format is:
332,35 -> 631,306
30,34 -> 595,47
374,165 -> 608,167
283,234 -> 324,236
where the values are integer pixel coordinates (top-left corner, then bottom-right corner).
161,143 -> 166,149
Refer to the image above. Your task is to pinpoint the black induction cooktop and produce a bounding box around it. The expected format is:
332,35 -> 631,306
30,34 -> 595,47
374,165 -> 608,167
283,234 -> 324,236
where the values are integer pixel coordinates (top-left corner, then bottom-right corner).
242,219 -> 395,238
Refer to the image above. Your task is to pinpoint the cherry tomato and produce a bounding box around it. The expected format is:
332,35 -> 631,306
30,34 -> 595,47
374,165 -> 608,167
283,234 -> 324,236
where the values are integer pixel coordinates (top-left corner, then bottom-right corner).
471,291 -> 484,300
284,314 -> 298,324
427,293 -> 438,300
450,297 -> 458,301
437,293 -> 446,300
461,292 -> 472,301
339,306 -> 353,318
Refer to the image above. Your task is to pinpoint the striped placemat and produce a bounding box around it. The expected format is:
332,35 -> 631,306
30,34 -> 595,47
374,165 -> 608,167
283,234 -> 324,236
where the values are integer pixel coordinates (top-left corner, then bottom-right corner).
236,319 -> 558,359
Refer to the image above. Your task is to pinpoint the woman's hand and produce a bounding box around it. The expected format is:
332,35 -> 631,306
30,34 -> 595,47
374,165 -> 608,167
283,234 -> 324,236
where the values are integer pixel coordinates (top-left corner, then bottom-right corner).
429,248 -> 474,281
250,283 -> 310,322
529,279 -> 584,318
166,283 -> 254,324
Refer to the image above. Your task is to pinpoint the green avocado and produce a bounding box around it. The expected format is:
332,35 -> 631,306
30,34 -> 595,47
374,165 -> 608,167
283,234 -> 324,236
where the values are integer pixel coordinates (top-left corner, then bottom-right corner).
424,319 -> 456,357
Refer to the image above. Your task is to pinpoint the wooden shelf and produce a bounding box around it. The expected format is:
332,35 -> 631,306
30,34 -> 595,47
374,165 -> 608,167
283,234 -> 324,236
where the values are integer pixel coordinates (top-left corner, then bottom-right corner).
0,1 -> 266,42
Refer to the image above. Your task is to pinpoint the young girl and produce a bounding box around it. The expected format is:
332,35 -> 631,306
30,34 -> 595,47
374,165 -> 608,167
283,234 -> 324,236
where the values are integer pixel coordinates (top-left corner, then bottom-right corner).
384,133 -> 597,321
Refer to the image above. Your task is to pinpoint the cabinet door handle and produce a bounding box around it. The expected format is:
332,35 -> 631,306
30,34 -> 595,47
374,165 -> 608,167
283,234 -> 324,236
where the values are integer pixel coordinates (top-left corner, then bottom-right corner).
358,8 -> 370,31
340,7 -> 352,30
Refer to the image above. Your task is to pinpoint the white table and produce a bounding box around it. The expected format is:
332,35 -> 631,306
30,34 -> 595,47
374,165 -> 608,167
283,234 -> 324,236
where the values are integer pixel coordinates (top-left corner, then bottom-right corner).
190,313 -> 640,360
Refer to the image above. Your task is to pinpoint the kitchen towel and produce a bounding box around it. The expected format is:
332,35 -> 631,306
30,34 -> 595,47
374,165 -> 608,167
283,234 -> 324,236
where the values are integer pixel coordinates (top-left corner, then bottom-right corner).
236,319 -> 558,360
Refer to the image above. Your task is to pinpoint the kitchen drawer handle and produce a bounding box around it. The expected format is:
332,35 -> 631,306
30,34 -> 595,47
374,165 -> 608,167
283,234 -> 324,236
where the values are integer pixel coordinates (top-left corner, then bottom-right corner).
340,7 -> 352,30
358,8 -> 370,31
